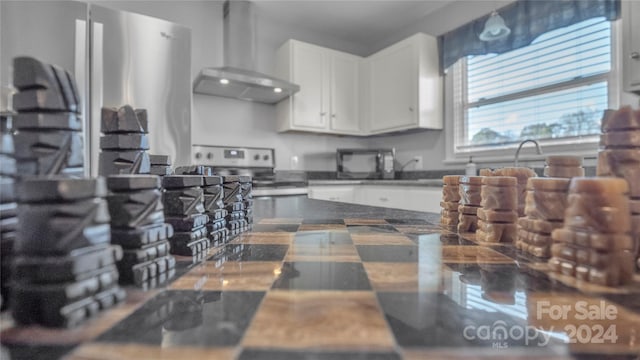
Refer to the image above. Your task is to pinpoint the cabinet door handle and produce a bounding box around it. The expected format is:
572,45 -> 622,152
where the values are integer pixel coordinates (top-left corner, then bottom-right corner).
631,52 -> 640,60
379,197 -> 388,202
409,107 -> 414,112
320,112 -> 326,116
331,114 -> 336,118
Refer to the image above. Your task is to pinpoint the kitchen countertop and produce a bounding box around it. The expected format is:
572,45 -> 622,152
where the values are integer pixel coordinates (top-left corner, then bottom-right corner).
1,196 -> 639,359
308,179 -> 443,187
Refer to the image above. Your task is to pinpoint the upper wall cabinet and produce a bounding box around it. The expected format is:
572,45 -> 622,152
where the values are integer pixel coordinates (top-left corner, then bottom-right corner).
365,33 -> 443,134
276,40 -> 362,135
623,0 -> 640,94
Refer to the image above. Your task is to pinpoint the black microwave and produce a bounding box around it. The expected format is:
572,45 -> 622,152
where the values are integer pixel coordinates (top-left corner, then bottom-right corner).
336,148 -> 395,179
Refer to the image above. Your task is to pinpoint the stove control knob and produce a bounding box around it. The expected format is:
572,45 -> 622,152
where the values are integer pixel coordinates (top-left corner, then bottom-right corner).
263,154 -> 270,161
254,154 -> 260,161
195,152 -> 202,159
207,152 -> 213,160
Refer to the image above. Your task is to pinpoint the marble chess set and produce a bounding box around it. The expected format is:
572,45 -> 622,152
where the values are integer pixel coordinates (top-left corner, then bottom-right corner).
12,178 -> 125,327
439,107 -> 640,287
11,57 -> 84,177
162,175 -> 212,258
0,115 -> 17,310
174,166 -> 229,249
5,57 -> 125,326
106,175 -> 176,287
149,154 -> 172,176
516,177 -> 570,258
476,176 -> 518,243
597,107 -> 640,271
0,56 -> 253,327
99,105 -> 151,175
223,175 -> 251,236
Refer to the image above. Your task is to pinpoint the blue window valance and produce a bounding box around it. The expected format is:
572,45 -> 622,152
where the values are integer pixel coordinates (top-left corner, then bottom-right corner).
439,0 -> 620,72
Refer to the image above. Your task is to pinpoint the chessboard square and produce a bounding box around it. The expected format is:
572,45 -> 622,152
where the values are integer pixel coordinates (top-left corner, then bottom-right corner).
347,225 -> 399,234
441,246 -> 515,264
363,263 -> 450,292
230,233 -> 294,245
170,261 -> 282,291
405,233 -> 476,246
96,290 -> 264,347
414,233 -> 476,246
285,244 -> 360,262
293,231 -> 353,245
351,233 -> 415,246
242,291 -> 395,350
301,218 -> 345,224
251,224 -> 299,232
356,245 -> 419,263
376,292 -> 481,347
298,224 -> 347,231
385,219 -> 430,225
393,224 -> 442,235
68,343 -> 236,360
258,218 -> 303,225
401,349 -> 569,359
272,262 -> 371,290
239,349 -> 401,360
213,244 -> 289,262
344,218 -> 389,225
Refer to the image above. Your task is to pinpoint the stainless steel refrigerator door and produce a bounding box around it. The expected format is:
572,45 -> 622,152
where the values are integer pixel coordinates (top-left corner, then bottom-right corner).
89,5 -> 191,176
1,0 -> 88,174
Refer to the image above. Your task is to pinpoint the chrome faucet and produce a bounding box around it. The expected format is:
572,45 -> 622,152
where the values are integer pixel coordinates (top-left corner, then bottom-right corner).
514,139 -> 543,167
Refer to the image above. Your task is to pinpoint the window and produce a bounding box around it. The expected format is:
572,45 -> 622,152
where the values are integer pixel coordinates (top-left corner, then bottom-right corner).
452,17 -> 617,156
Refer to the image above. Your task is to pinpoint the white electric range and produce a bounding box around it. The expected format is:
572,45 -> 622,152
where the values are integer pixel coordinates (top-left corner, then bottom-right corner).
191,145 -> 308,197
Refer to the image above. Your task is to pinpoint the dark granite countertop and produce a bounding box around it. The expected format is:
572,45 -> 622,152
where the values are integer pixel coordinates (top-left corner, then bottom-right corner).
2,196 -> 639,359
307,179 -> 443,187
252,195 -> 441,223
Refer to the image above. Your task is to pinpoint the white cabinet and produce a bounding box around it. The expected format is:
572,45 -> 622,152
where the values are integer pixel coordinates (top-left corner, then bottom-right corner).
330,52 -> 360,132
276,33 -> 443,136
356,185 -> 442,212
276,40 -> 361,135
355,186 -> 406,209
307,185 -> 355,203
366,33 -> 443,134
623,0 -> 640,94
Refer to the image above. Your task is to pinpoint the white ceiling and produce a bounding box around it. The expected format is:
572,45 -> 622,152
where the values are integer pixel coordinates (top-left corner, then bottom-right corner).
253,0 -> 453,48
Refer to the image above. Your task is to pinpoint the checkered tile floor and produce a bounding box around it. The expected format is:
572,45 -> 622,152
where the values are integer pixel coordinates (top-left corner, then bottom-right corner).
2,217 -> 640,359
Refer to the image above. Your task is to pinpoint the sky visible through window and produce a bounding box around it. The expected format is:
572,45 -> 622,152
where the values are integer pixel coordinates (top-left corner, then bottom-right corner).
463,17 -> 611,147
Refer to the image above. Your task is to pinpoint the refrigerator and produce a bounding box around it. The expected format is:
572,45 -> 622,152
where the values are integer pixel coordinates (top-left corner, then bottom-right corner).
0,1 -> 192,176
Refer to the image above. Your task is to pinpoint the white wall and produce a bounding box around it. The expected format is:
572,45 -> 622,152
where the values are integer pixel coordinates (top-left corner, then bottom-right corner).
91,0 -> 640,172
366,0 -> 516,54
365,0 -> 640,171
93,0 -> 369,171
193,95 -> 369,170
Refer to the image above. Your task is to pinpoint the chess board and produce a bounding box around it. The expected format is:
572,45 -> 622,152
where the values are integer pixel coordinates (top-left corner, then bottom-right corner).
2,212 -> 640,359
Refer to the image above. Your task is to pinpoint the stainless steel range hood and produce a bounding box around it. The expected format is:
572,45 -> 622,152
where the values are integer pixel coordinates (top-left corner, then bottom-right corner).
193,1 -> 299,104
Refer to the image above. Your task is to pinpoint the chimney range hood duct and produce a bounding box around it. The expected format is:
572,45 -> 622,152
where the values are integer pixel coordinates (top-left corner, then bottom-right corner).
193,0 -> 299,104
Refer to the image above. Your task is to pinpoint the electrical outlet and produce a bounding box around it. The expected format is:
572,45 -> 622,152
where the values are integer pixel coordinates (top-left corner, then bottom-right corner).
413,155 -> 423,170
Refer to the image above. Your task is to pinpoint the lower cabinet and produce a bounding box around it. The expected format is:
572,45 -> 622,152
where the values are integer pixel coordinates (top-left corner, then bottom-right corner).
308,185 -> 442,213
307,186 -> 355,203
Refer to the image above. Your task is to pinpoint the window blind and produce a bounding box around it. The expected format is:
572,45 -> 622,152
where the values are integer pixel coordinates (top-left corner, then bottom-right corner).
458,17 -> 611,150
